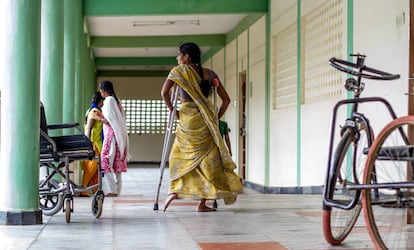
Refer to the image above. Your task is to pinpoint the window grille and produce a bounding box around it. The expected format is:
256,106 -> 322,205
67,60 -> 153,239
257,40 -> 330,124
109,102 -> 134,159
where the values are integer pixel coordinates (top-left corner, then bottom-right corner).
121,99 -> 178,134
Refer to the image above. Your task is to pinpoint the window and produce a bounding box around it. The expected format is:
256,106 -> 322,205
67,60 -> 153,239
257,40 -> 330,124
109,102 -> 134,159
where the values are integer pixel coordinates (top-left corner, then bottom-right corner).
121,99 -> 179,134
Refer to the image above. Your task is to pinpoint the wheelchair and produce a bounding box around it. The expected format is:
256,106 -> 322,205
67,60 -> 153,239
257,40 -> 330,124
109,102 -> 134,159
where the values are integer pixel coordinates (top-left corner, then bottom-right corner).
38,103 -> 105,223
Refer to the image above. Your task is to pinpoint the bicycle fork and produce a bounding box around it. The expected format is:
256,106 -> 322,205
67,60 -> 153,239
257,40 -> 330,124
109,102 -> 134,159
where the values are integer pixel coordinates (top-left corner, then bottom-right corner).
323,112 -> 372,210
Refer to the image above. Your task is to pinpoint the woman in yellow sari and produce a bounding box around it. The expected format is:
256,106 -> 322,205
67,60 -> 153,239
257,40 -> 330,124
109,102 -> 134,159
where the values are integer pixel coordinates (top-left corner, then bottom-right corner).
81,92 -> 104,196
161,42 -> 243,212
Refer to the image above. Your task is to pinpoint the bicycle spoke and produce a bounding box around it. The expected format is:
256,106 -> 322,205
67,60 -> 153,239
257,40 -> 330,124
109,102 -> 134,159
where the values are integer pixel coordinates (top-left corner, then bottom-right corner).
363,116 -> 414,249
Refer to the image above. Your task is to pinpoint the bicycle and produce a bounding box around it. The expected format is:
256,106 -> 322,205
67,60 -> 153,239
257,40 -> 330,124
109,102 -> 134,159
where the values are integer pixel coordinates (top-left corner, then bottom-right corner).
322,54 -> 400,245
362,114 -> 414,248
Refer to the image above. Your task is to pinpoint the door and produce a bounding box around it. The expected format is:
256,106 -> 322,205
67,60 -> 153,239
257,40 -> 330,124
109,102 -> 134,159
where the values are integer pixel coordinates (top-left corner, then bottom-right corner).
238,71 -> 247,183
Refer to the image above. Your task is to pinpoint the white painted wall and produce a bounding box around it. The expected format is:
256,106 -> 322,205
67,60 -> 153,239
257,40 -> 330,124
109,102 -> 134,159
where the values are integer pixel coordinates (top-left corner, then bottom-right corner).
353,0 -> 409,135
269,0 -> 298,187
222,39 -> 238,162
267,0 -> 410,187
247,17 -> 267,184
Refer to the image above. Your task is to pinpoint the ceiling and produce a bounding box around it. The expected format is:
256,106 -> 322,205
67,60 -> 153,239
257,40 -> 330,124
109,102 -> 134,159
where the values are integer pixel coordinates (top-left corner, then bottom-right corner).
83,0 -> 268,77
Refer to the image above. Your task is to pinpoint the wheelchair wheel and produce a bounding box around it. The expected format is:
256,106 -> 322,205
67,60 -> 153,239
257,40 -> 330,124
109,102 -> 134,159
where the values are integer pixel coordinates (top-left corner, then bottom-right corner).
323,127 -> 370,245
92,191 -> 104,218
65,199 -> 71,223
362,116 -> 414,249
39,178 -> 63,216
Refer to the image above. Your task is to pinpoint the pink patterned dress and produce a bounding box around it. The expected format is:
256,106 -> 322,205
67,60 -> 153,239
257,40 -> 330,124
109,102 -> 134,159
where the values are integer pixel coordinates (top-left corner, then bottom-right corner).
101,100 -> 128,173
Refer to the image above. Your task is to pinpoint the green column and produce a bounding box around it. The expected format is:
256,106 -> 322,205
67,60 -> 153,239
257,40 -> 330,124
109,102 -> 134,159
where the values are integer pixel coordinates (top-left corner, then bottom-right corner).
74,0 -> 83,124
88,53 -> 98,96
40,0 -> 64,128
0,0 -> 42,225
63,0 -> 76,123
83,35 -> 95,113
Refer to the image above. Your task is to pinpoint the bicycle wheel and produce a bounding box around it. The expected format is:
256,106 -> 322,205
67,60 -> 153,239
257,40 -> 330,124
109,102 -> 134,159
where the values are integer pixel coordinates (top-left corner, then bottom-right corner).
323,126 -> 371,245
363,116 -> 414,249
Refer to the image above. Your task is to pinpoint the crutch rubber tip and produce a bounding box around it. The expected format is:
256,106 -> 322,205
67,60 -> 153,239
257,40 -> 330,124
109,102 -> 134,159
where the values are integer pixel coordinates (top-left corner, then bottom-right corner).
153,203 -> 159,211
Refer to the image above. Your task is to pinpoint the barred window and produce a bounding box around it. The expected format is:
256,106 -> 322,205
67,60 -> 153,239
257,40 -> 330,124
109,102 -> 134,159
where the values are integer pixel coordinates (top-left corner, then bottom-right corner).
121,99 -> 179,134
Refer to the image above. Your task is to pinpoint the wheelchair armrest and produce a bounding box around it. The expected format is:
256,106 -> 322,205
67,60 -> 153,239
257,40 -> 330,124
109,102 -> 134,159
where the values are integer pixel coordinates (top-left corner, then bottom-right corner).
47,122 -> 80,130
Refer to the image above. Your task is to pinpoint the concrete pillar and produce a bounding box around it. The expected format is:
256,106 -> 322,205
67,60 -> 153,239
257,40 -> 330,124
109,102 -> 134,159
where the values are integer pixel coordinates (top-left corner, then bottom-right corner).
74,0 -> 83,124
40,0 -> 64,130
63,0 -> 76,124
0,0 -> 42,225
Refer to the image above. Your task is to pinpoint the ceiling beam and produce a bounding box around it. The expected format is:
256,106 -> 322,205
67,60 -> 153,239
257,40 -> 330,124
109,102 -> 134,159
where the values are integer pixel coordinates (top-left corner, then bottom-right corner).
91,34 -> 225,48
84,0 -> 268,16
97,70 -> 170,77
95,57 -> 176,66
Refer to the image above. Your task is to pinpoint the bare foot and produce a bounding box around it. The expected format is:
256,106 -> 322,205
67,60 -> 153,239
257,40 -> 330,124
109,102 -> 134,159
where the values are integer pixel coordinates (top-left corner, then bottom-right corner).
106,193 -> 118,197
196,203 -> 216,212
163,193 -> 178,212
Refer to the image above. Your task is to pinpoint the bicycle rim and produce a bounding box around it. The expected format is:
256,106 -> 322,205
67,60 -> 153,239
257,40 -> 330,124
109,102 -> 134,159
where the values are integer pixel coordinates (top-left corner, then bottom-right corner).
363,116 -> 414,249
323,128 -> 367,244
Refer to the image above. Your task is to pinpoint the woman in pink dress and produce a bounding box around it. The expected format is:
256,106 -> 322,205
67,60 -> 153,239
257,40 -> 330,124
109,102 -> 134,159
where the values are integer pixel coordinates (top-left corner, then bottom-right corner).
98,80 -> 129,197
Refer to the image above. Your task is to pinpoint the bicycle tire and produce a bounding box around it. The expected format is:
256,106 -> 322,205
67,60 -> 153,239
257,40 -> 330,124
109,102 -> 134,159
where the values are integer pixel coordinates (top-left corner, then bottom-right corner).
323,127 -> 370,245
362,116 -> 414,249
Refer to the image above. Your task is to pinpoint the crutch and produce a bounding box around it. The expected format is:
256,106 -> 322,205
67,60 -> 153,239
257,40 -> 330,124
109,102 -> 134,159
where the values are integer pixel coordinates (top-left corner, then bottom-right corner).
153,85 -> 179,210
211,80 -> 219,209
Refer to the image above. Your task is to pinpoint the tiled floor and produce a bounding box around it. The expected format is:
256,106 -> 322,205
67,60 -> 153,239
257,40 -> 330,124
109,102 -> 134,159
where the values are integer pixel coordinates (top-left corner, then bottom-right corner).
0,166 -> 377,250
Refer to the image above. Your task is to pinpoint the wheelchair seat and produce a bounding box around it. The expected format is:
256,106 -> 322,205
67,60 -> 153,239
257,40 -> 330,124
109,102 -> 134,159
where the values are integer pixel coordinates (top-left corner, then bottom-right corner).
39,103 -> 95,162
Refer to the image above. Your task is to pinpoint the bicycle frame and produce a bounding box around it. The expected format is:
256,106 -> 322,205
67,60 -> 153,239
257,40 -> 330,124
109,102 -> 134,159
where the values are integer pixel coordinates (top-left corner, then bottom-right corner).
323,96 -> 400,210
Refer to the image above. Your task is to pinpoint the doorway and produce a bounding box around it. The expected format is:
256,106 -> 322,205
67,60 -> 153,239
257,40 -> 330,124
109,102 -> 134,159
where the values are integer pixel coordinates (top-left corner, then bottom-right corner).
238,71 -> 247,182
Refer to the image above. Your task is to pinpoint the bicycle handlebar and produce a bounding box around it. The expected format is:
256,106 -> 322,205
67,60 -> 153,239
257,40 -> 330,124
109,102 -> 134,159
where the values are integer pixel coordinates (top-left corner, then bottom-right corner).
329,57 -> 400,81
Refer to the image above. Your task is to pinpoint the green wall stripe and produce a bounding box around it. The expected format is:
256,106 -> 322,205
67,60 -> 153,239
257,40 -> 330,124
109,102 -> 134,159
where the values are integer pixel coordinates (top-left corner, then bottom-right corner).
345,2 -> 354,115
264,7 -> 271,186
84,0 -> 267,16
91,35 -> 225,48
347,0 -> 354,78
345,0 -> 354,171
296,0 -> 302,186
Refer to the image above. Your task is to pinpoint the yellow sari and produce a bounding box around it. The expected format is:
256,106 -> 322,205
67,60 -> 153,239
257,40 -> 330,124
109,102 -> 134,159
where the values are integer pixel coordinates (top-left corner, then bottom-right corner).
81,107 -> 103,195
167,64 -> 243,205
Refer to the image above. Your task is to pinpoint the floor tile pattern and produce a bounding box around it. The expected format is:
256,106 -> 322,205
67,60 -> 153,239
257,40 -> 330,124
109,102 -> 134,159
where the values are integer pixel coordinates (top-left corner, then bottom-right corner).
0,166 -> 380,249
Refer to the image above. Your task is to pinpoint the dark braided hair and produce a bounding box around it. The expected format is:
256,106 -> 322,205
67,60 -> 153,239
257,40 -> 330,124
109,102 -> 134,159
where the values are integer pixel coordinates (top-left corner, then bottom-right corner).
91,91 -> 104,105
179,42 -> 211,97
99,80 -> 120,102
